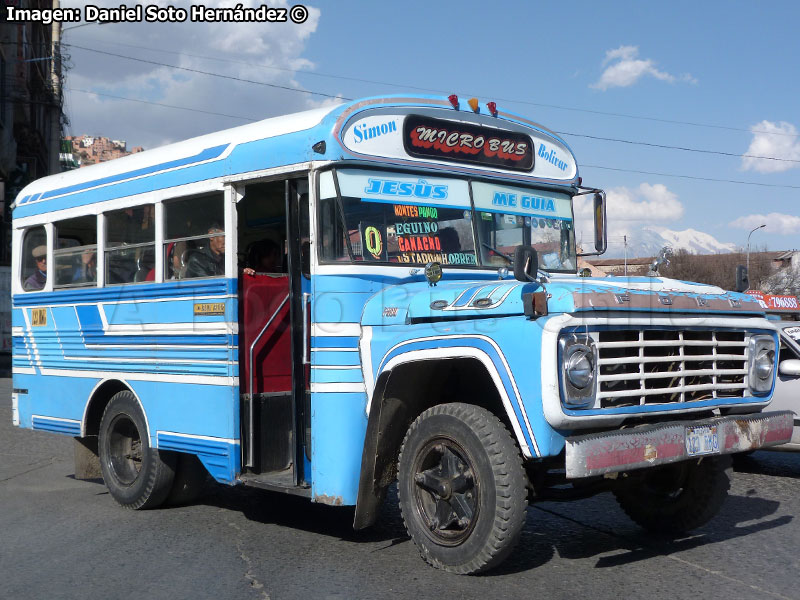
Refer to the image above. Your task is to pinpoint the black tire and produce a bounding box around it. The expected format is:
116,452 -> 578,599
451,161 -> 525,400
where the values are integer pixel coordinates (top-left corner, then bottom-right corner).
98,391 -> 176,509
613,456 -> 731,534
397,403 -> 528,574
166,453 -> 209,506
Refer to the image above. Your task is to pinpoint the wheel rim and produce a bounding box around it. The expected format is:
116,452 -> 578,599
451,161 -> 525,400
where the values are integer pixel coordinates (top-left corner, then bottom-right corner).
411,438 -> 479,546
107,413 -> 143,486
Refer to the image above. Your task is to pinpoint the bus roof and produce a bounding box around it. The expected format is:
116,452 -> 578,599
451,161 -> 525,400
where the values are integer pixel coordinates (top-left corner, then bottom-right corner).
12,95 -> 579,221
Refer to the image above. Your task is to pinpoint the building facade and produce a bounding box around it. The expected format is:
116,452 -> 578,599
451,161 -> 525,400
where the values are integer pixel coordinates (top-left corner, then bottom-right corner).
63,135 -> 144,167
0,0 -> 65,266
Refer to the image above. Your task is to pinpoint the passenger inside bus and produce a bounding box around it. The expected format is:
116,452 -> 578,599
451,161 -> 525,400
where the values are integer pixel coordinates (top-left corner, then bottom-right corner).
184,223 -> 225,278
72,249 -> 97,284
243,238 -> 282,276
24,245 -> 47,290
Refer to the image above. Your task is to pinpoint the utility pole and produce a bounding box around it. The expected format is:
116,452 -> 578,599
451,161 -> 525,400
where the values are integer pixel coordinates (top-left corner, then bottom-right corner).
623,235 -> 628,276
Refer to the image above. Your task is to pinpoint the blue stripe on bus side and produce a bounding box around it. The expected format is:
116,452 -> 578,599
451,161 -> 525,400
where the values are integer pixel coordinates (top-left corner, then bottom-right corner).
99,300 -> 233,327
157,433 -> 239,485
14,130 -> 316,218
311,336 -> 360,349
12,278 -> 235,307
311,367 -> 364,384
312,351 -> 361,367
33,144 -> 230,202
81,334 -> 235,346
32,417 -> 81,436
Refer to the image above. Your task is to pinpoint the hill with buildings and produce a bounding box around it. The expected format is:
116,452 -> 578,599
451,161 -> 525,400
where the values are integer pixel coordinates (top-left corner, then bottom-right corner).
62,136 -> 144,168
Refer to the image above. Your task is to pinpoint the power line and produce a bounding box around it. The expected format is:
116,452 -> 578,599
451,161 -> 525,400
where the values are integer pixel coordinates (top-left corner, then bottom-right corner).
65,38 -> 440,95
60,45 -> 800,190
582,164 -> 800,190
557,131 -> 800,164
64,44 -> 800,165
64,38 -> 800,139
63,86 -> 800,192
66,44 -> 352,101
67,88 -> 258,121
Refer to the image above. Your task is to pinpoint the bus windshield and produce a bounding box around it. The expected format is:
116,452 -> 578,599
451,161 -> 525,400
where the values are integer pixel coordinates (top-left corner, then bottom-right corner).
319,169 -> 477,266
472,181 -> 576,272
319,169 -> 576,272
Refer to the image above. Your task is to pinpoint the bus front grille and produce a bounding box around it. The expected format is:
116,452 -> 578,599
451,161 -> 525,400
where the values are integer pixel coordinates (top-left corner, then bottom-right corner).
595,329 -> 749,408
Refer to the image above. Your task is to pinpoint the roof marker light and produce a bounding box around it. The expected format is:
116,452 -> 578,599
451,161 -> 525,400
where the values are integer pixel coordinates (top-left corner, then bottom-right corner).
486,101 -> 498,117
448,94 -> 459,109
468,97 -> 480,113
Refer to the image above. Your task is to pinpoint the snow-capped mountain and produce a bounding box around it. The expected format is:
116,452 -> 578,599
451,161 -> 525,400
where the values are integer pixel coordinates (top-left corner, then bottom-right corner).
604,226 -> 737,258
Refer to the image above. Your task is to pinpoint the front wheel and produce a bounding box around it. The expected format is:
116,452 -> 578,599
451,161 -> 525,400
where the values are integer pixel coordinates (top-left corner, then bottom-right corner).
613,456 -> 731,534
98,391 -> 176,509
397,403 -> 528,574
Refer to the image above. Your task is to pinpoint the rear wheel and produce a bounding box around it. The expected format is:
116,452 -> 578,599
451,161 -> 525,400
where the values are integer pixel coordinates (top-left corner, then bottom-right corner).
613,456 -> 731,534
98,391 -> 175,509
397,403 -> 528,574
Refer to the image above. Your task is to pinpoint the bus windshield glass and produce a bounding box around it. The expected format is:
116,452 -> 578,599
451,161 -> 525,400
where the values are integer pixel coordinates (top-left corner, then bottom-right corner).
471,181 -> 576,272
319,169 -> 477,266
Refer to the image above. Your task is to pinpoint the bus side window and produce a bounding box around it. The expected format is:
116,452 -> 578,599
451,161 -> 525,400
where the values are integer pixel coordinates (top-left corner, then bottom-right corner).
20,226 -> 48,292
164,192 -> 225,280
54,215 -> 98,288
105,205 -> 155,285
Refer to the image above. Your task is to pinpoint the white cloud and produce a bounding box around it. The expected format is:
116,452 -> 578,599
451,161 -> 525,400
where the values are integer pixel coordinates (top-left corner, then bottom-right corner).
573,183 -> 684,251
575,183 -> 684,222
591,45 -> 695,91
741,121 -> 800,173
730,213 -> 800,236
61,0 -> 323,149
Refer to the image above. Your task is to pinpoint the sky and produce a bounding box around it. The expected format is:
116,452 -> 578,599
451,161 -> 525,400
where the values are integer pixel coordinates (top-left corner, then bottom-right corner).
58,0 -> 800,257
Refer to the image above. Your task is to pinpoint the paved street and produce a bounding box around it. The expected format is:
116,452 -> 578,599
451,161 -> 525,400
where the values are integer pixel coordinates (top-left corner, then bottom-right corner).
2,377 -> 800,600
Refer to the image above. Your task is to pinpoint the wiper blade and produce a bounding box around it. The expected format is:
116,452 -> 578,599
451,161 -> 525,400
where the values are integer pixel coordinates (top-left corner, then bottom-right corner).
481,243 -> 513,264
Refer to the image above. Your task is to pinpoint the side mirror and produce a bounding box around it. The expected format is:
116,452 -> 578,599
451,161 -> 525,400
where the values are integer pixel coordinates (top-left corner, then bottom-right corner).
779,359 -> 800,378
513,245 -> 538,282
577,191 -> 607,257
593,192 -> 606,253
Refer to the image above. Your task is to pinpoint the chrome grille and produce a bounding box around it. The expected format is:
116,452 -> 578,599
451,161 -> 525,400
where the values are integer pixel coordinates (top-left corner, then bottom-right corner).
595,329 -> 749,408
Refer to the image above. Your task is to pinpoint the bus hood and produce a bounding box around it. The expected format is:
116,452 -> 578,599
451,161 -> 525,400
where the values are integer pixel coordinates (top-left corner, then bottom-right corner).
360,276 -> 764,325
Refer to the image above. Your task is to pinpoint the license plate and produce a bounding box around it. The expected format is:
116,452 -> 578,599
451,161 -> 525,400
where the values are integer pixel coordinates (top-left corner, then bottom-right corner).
685,425 -> 719,456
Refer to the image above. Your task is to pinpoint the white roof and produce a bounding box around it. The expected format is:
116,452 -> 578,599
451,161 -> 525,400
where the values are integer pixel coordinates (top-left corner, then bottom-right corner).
15,104 -> 341,205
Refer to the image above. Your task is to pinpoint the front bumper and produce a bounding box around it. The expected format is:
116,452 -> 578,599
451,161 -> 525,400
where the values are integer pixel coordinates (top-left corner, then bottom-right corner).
565,411 -> 793,478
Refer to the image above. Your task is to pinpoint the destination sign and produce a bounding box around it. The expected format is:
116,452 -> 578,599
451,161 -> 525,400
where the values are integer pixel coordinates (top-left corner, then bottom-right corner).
403,115 -> 534,172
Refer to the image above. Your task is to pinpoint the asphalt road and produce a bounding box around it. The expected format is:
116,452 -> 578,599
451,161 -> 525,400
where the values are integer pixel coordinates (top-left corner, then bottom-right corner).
2,377 -> 800,600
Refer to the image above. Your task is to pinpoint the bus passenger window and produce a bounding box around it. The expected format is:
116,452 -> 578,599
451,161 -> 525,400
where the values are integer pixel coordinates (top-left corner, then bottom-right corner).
20,226 -> 48,291
164,193 -> 225,280
54,215 -> 98,288
105,206 -> 155,285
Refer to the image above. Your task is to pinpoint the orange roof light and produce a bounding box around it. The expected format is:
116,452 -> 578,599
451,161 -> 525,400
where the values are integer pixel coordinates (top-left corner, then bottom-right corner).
467,97 -> 480,113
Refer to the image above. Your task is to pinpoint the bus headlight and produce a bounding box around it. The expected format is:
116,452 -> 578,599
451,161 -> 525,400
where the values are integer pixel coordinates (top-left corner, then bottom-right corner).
748,335 -> 776,395
560,336 -> 597,408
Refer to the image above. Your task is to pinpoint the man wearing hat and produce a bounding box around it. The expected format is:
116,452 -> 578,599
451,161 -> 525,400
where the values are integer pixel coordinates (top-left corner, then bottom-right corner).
24,245 -> 47,291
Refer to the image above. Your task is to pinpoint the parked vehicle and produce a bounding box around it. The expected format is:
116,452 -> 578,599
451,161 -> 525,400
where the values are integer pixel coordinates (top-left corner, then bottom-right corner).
10,94 -> 792,574
769,322 -> 800,449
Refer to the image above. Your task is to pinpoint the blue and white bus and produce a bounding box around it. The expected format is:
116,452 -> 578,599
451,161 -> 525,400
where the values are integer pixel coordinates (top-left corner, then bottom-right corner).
11,94 -> 792,573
